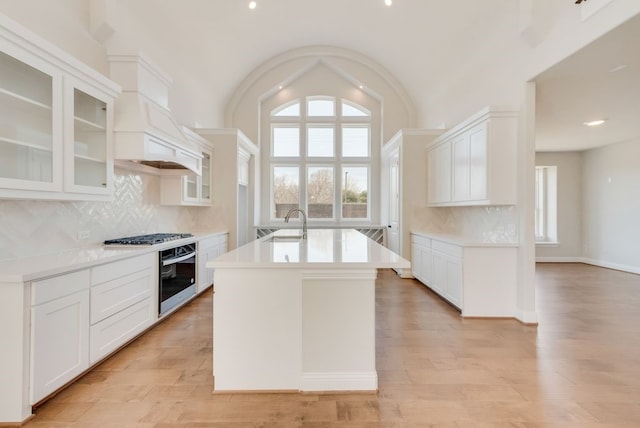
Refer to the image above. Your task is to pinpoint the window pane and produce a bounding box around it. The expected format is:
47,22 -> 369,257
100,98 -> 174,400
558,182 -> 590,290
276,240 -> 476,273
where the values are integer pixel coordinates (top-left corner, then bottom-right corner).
307,166 -> 334,219
273,127 -> 299,157
272,102 -> 300,117
342,101 -> 369,117
535,167 -> 545,238
342,167 -> 368,219
307,127 -> 334,157
342,127 -> 369,157
273,166 -> 299,218
307,98 -> 335,116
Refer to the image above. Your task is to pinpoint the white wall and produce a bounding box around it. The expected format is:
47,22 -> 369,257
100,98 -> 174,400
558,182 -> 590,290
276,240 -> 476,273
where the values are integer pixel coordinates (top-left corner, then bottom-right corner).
582,139 -> 640,271
535,151 -> 583,260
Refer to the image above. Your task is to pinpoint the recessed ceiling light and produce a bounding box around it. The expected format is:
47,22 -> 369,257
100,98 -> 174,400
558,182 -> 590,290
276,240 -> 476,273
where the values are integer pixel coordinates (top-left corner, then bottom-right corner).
359,85 -> 364,89
385,0 -> 393,6
249,1 -> 257,10
584,119 -> 607,127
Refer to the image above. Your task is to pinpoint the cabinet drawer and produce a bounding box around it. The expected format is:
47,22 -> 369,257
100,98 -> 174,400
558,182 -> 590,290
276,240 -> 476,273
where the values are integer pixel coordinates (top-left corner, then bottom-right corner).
90,267 -> 154,324
89,297 -> 155,364
32,269 -> 90,306
431,240 -> 462,258
411,234 -> 430,247
91,253 -> 155,285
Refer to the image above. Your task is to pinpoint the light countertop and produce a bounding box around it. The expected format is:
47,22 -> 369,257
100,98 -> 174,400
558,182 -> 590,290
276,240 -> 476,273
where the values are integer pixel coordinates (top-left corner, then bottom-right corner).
0,231 -> 227,283
411,230 -> 519,247
207,228 -> 410,269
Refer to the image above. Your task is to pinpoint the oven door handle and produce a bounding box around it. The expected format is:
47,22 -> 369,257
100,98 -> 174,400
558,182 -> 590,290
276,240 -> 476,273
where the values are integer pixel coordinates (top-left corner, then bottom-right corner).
162,251 -> 196,266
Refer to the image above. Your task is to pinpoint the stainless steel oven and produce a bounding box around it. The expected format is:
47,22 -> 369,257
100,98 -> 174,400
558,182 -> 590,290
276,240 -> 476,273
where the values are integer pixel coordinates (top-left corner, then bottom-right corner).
159,243 -> 196,316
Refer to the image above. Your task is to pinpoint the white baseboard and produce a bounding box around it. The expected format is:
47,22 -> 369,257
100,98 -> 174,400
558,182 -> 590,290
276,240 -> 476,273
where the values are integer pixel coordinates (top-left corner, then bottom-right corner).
393,268 -> 414,279
300,371 -> 378,391
513,308 -> 538,325
535,257 -> 583,263
536,257 -> 640,275
580,258 -> 640,275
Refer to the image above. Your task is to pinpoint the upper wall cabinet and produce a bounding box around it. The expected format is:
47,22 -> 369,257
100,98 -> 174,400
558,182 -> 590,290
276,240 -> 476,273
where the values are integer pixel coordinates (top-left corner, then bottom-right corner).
427,106 -> 519,207
160,127 -> 213,207
0,15 -> 120,201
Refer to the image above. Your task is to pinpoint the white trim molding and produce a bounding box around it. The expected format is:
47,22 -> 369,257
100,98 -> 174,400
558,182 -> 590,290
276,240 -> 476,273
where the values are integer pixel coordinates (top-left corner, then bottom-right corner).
300,371 -> 378,392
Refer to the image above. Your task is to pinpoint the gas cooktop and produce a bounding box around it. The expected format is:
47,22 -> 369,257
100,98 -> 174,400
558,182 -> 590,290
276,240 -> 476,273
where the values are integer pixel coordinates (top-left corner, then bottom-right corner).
104,233 -> 193,246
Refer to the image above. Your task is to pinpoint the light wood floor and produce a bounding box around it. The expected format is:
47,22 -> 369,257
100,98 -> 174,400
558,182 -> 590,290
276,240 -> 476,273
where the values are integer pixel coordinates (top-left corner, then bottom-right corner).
22,263 -> 640,427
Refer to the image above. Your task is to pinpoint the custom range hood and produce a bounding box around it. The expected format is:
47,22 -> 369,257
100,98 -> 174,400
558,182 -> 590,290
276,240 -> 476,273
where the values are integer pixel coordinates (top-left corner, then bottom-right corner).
107,51 -> 202,175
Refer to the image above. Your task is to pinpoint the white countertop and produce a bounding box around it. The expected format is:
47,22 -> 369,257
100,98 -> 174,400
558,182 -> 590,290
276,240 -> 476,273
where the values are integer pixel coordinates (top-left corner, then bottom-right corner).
0,231 -> 227,283
411,230 -> 519,247
208,228 -> 410,269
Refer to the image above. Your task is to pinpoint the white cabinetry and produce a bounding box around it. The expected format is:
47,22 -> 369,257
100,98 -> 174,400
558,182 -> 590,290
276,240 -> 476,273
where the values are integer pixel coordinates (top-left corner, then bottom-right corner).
30,270 -> 90,404
411,232 -> 517,316
89,253 -> 156,364
427,106 -> 518,207
197,233 -> 229,293
160,127 -> 213,206
431,240 -> 462,308
0,15 -> 120,201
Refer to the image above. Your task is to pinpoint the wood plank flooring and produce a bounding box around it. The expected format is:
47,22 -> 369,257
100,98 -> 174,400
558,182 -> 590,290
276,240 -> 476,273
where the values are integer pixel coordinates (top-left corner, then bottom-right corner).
22,263 -> 640,427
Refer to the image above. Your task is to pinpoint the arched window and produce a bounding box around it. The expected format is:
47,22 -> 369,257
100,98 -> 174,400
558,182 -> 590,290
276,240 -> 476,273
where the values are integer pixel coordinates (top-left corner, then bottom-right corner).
268,95 -> 373,222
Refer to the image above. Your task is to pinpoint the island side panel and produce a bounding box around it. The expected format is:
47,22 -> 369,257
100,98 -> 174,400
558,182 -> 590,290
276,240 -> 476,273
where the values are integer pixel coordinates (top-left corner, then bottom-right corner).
300,269 -> 378,391
213,268 -> 302,391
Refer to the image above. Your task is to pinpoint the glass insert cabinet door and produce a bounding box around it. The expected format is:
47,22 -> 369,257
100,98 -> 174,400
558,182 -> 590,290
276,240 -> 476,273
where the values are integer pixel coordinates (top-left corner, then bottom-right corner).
67,83 -> 110,192
0,50 -> 61,191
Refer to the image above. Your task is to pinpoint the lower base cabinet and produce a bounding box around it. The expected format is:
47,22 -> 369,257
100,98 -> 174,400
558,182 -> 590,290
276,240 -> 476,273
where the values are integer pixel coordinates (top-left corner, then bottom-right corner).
411,233 -> 517,317
30,270 -> 91,404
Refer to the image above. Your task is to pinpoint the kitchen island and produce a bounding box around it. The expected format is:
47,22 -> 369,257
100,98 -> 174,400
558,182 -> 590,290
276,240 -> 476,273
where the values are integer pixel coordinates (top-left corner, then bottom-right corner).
207,228 -> 410,392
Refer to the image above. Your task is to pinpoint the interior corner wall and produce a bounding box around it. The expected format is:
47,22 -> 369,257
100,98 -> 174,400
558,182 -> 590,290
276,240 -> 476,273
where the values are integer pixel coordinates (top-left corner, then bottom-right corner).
535,151 -> 583,260
582,139 -> 640,272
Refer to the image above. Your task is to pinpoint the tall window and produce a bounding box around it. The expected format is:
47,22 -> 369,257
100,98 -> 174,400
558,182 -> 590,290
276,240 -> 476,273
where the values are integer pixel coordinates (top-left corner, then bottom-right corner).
535,165 -> 558,243
270,96 -> 371,222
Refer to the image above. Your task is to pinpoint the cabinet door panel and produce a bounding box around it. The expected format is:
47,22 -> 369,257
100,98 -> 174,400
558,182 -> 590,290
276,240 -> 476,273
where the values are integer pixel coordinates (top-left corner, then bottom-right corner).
431,252 -> 446,294
31,290 -> 89,404
421,247 -> 432,285
452,134 -> 469,202
427,143 -> 451,204
444,258 -> 462,308
64,78 -> 112,195
468,123 -> 487,201
0,49 -> 63,192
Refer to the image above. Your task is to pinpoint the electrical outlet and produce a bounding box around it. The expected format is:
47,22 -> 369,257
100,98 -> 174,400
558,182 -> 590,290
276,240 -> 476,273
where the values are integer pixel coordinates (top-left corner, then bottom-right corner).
78,230 -> 90,240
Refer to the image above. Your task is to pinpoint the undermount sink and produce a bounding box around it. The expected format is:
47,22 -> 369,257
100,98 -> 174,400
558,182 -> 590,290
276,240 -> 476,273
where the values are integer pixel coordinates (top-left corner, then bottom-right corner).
267,235 -> 304,242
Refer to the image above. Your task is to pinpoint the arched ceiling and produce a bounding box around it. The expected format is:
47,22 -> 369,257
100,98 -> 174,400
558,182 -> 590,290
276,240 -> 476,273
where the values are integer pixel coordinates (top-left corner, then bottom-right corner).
108,0 -> 517,119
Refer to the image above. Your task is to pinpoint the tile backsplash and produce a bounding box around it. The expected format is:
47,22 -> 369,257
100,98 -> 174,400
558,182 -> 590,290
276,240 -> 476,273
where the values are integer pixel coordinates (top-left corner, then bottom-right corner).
0,168 -> 201,261
411,204 -> 518,243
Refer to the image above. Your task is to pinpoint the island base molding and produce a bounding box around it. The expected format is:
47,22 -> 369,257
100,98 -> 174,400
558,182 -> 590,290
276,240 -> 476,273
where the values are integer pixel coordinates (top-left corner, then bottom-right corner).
301,372 -> 378,391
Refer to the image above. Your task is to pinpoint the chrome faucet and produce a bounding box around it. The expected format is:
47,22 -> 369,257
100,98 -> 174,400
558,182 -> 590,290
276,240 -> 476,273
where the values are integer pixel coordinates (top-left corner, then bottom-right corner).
284,207 -> 308,239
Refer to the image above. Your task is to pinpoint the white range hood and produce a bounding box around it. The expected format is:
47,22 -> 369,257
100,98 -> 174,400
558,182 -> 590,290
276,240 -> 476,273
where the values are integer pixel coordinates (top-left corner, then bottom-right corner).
107,51 -> 202,175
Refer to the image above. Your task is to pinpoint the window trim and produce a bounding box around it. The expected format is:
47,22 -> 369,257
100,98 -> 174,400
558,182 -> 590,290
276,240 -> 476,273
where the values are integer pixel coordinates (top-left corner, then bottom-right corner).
535,165 -> 558,243
266,95 -> 375,225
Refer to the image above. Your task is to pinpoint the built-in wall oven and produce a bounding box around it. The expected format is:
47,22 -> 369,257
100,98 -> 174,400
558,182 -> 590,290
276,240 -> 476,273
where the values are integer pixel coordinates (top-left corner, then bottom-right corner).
159,243 -> 196,316
103,233 -> 197,317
